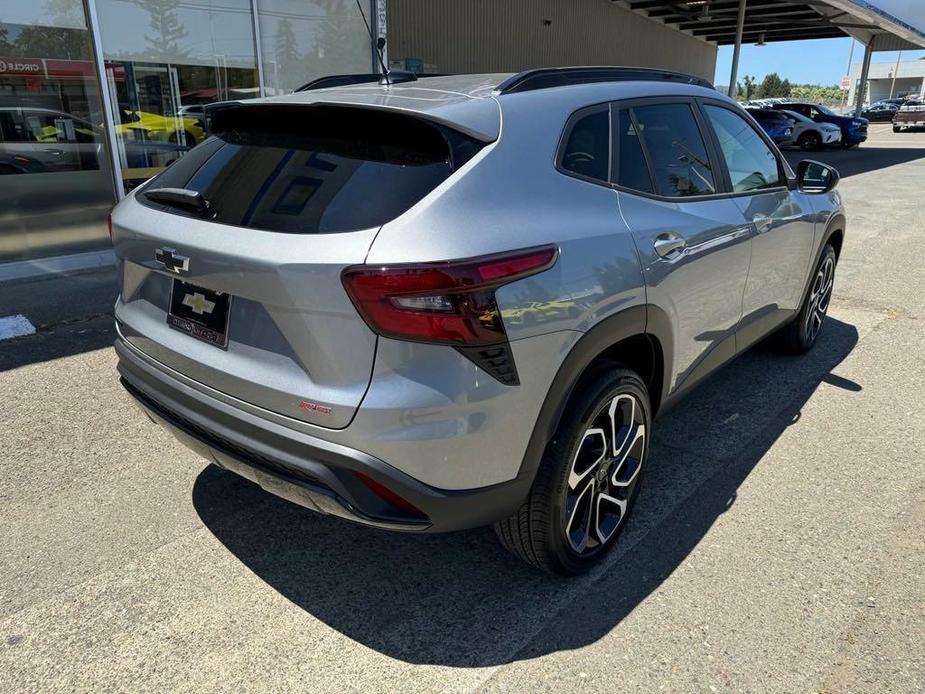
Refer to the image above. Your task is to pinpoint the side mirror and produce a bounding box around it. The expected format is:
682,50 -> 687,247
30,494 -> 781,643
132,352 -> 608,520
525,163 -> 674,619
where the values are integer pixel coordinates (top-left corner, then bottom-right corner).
796,159 -> 839,194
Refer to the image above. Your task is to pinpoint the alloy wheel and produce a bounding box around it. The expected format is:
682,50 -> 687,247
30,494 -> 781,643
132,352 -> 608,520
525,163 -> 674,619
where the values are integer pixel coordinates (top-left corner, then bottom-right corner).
804,255 -> 834,343
562,393 -> 646,555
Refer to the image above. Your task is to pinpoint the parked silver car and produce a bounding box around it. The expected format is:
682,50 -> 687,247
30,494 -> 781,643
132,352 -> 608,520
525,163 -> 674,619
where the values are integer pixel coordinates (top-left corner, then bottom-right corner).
112,68 -> 845,575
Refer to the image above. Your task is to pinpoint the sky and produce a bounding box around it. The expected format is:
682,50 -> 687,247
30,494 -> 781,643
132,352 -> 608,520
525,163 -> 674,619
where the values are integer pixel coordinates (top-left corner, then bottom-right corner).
714,38 -> 925,87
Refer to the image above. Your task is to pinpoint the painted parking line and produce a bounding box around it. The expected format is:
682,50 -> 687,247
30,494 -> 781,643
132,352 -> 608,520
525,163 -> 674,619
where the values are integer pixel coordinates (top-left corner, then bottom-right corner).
0,314 -> 37,341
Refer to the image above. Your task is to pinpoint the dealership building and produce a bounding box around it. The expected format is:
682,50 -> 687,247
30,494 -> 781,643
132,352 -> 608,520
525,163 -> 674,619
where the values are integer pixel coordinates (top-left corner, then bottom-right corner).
847,58 -> 925,105
1,0 -> 923,278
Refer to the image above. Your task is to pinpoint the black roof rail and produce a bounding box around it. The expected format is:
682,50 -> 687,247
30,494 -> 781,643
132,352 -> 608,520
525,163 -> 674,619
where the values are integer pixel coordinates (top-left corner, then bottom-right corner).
295,71 -> 418,92
494,67 -> 714,95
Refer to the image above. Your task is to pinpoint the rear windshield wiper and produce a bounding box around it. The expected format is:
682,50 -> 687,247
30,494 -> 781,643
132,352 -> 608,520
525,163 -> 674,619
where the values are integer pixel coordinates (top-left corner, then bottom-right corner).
143,187 -> 215,219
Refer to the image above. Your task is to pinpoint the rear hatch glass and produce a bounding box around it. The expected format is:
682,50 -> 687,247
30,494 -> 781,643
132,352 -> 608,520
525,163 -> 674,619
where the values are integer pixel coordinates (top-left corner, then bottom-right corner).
138,104 -> 482,234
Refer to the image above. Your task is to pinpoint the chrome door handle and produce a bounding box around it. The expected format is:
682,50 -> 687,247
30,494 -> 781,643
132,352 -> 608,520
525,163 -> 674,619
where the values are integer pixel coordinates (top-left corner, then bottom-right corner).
654,232 -> 686,259
753,213 -> 773,233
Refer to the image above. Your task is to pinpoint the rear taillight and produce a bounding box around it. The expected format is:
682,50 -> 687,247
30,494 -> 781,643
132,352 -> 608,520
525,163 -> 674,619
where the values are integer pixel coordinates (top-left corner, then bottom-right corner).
341,246 -> 558,346
107,211 -> 113,243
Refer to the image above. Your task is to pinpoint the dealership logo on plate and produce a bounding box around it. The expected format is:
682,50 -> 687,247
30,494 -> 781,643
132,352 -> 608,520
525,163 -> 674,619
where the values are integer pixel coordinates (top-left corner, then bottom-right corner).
182,292 -> 216,315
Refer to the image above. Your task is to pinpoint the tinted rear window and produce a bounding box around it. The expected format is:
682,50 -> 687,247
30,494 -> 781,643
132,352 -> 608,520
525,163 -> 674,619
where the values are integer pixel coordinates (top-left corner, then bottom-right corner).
140,105 -> 482,234
613,109 -> 653,194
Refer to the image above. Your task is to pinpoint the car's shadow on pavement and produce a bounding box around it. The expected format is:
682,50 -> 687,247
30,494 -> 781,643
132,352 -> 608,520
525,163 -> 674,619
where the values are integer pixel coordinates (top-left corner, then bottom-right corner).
193,318 -> 860,667
783,146 -> 925,178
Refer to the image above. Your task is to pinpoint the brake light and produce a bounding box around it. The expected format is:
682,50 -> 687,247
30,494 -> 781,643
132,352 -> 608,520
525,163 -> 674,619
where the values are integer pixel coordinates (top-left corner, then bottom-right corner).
341,246 -> 558,346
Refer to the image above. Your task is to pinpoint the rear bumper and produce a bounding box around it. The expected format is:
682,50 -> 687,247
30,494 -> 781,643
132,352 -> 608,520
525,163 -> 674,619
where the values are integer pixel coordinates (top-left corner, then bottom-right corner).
116,337 -> 530,532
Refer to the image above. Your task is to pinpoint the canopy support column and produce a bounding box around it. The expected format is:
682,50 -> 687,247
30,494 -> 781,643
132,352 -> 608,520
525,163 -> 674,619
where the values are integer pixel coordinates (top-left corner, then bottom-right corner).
727,0 -> 747,98
855,42 -> 873,114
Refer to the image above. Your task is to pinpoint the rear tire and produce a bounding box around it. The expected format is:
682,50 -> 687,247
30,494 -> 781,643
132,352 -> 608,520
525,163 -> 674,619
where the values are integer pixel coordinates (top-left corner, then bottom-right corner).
773,244 -> 837,354
494,366 -> 651,575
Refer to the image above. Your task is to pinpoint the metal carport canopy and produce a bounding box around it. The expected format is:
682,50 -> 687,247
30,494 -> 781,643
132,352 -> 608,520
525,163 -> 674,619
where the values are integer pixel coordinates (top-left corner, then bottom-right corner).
623,1 -> 925,48
624,1 -> 925,104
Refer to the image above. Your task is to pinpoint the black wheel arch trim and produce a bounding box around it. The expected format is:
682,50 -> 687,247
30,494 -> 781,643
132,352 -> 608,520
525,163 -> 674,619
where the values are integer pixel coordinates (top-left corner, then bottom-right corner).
800,212 -> 845,301
822,212 -> 846,253
514,303 -> 672,486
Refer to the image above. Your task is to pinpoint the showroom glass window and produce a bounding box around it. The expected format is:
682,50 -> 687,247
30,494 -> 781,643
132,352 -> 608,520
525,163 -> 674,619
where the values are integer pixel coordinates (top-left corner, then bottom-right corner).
95,0 -> 261,190
0,1 -> 115,261
257,1 -> 374,94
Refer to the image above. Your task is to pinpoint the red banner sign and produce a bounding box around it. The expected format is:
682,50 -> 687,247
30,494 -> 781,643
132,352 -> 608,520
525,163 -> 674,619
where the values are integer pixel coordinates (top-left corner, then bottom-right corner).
0,58 -> 43,75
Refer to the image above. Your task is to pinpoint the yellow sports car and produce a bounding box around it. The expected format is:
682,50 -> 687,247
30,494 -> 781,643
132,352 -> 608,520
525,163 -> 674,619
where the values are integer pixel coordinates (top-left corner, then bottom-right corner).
503,299 -> 582,326
113,110 -> 204,147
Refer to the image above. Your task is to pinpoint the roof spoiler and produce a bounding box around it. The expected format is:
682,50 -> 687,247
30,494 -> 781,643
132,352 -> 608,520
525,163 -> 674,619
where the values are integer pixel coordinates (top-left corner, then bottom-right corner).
494,67 -> 714,95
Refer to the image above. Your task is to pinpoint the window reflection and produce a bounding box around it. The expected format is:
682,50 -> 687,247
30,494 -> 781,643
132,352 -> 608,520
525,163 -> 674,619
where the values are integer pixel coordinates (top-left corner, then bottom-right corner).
258,0 -> 373,94
96,0 -> 260,189
0,12 -> 114,262
0,17 -> 106,177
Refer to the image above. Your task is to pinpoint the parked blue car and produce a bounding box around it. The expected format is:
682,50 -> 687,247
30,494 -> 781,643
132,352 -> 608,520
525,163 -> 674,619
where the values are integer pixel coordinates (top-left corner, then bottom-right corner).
771,102 -> 868,147
745,108 -> 794,145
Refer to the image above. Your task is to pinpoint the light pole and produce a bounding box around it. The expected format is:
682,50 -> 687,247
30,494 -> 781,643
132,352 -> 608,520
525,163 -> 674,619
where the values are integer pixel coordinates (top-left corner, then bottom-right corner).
888,51 -> 903,99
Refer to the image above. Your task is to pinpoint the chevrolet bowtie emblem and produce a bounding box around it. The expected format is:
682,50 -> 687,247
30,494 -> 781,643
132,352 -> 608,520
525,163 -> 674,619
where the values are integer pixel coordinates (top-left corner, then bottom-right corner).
182,292 -> 216,315
155,247 -> 189,274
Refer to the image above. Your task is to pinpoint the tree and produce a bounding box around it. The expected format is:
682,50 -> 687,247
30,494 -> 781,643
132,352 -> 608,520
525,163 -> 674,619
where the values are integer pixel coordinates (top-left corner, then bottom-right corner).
756,72 -> 790,98
128,0 -> 189,63
13,0 -> 90,60
14,26 -> 89,60
737,74 -> 757,100
791,84 -> 843,103
0,24 -> 14,54
272,18 -> 302,92
315,13 -> 370,78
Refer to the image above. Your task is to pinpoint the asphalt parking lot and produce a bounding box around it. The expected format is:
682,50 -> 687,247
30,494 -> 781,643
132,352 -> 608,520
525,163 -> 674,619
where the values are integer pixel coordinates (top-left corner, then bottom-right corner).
2,124 -> 924,692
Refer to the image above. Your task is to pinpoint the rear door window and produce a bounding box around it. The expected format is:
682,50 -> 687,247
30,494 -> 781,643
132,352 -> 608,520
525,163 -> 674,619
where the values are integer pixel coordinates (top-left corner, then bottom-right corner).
631,103 -> 716,197
140,105 -> 482,234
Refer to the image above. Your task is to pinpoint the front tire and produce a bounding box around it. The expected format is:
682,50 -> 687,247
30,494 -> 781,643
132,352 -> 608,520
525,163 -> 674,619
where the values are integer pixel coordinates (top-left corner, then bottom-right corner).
494,366 -> 651,575
799,131 -> 821,151
773,244 -> 837,354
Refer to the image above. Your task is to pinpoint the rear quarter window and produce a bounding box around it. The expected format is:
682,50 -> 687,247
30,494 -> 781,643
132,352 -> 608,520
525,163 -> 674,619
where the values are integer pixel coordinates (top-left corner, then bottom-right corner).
559,107 -> 610,183
139,105 -> 483,234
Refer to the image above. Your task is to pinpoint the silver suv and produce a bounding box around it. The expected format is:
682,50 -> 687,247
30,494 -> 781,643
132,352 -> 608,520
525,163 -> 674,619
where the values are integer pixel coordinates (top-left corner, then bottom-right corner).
112,68 -> 845,575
